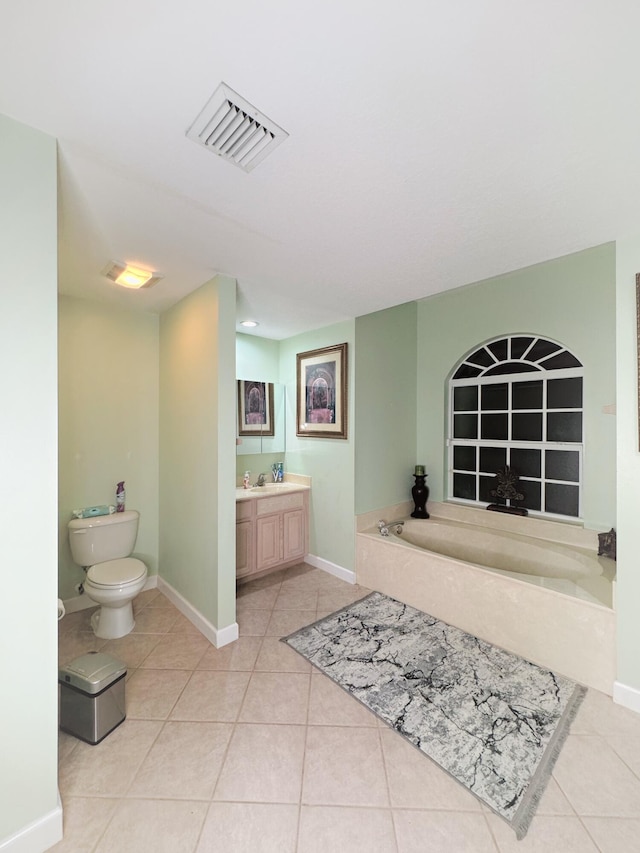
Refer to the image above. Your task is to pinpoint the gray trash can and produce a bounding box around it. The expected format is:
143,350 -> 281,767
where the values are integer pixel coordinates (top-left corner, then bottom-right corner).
59,652 -> 126,745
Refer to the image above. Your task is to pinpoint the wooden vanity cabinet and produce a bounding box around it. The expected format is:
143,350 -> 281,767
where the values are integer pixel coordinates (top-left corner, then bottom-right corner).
236,489 -> 309,580
282,507 -> 306,563
235,501 -> 254,579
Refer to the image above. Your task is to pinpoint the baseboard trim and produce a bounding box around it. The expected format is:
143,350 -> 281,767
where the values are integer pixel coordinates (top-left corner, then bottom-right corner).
305,553 -> 356,585
0,795 -> 62,852
613,680 -> 640,714
61,574 -> 237,649
62,574 -> 158,614
62,592 -> 94,614
156,576 -> 238,649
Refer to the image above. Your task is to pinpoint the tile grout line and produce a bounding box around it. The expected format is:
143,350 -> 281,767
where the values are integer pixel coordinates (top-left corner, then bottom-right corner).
574,813 -> 606,853
480,809 -> 502,853
376,717 -> 400,852
295,606 -> 318,851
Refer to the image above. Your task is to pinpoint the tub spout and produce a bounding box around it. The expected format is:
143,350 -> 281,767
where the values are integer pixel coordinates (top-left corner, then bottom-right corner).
377,519 -> 405,537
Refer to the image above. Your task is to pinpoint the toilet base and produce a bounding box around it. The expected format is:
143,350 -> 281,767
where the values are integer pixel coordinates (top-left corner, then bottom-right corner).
91,602 -> 135,640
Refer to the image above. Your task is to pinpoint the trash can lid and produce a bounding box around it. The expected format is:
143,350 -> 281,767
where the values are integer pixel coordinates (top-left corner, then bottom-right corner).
59,652 -> 126,694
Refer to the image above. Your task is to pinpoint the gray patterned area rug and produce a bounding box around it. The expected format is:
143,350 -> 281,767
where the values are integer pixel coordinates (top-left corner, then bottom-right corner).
282,591 -> 585,839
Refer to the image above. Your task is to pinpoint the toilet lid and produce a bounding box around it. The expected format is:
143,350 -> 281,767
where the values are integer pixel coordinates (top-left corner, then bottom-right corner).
87,558 -> 146,587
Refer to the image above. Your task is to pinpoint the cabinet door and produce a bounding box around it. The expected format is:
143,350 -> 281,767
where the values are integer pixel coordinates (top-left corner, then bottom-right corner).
256,513 -> 282,571
236,520 -> 254,578
283,508 -> 305,562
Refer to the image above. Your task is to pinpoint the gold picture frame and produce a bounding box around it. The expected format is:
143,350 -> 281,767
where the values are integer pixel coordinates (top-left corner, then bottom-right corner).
296,343 -> 348,439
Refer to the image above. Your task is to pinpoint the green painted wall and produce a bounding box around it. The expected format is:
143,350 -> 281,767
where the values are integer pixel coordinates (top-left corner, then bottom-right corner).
354,301 -> 418,514
279,321 -> 356,571
58,297 -> 160,599
159,276 -> 236,630
615,236 -> 640,694
236,452 -> 286,483
416,243 -> 616,531
237,332 -> 280,380
0,116 -> 60,846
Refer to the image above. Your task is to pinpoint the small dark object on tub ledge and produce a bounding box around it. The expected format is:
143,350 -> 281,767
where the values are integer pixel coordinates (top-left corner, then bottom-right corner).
597,528 -> 616,561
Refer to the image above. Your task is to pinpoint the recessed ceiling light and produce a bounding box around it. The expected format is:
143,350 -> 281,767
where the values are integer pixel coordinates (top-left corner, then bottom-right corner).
102,261 -> 163,290
240,320 -> 259,328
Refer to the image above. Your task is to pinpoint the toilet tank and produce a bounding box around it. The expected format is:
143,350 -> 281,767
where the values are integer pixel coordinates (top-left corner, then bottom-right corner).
68,510 -> 139,566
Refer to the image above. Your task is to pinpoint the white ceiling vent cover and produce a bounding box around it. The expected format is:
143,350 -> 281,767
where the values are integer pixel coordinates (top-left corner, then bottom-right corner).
187,83 -> 288,172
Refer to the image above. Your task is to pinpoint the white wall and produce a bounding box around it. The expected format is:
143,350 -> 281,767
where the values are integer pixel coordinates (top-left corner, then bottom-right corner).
0,116 -> 61,848
615,236 -> 640,704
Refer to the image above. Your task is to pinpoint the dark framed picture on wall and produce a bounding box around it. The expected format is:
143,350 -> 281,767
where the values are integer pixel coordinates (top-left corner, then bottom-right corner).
296,343 -> 348,439
237,380 -> 274,436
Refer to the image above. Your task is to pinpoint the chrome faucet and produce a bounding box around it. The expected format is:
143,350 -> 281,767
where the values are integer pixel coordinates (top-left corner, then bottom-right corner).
377,519 -> 405,537
254,473 -> 267,487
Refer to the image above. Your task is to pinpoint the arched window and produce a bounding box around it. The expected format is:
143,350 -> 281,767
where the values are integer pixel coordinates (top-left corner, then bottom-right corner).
448,335 -> 583,518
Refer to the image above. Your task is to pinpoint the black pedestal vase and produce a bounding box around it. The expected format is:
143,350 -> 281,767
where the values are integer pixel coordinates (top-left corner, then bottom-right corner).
411,473 -> 430,519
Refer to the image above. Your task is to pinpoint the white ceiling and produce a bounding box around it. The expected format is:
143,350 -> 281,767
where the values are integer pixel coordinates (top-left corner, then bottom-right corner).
2,2 -> 639,339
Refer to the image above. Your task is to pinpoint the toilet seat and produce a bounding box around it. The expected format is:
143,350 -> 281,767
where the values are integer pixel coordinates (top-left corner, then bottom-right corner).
86,558 -> 146,588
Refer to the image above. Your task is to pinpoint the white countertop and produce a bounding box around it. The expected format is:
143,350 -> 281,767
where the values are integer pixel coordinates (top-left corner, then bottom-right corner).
235,482 -> 311,502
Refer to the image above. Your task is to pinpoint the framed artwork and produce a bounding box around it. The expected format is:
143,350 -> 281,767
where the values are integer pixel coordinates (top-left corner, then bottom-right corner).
296,343 -> 348,438
237,380 -> 274,436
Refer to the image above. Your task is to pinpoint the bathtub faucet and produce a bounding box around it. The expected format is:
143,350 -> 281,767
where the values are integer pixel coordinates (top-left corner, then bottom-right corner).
377,519 -> 405,537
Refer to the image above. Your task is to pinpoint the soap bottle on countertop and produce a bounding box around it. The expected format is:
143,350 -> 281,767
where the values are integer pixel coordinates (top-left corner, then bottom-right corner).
116,481 -> 125,512
243,471 -> 251,490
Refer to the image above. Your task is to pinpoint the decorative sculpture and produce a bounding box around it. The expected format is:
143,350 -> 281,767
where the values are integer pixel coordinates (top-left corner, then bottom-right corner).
411,467 -> 430,518
487,466 -> 528,516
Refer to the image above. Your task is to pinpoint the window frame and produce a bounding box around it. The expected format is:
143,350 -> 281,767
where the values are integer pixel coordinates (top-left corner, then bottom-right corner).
447,337 -> 584,520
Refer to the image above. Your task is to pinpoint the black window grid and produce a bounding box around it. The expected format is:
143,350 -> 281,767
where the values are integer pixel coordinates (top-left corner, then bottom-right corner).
453,335 -> 583,381
449,359 -> 583,519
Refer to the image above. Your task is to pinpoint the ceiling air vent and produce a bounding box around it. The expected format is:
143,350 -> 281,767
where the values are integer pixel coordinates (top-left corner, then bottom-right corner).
186,82 -> 288,172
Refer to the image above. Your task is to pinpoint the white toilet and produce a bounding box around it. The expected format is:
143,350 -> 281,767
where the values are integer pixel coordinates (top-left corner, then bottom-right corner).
68,510 -> 148,639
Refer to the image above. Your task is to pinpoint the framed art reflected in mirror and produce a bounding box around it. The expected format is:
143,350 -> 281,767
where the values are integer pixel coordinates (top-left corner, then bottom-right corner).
238,380 -> 274,437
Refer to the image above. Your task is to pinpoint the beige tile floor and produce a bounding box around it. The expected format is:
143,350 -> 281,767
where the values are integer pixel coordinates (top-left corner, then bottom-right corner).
54,564 -> 640,852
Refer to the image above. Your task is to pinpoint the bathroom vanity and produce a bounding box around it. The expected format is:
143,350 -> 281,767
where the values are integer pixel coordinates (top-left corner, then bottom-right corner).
235,481 -> 310,580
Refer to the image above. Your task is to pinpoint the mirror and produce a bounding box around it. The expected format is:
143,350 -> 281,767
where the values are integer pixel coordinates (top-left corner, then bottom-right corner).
236,381 -> 286,455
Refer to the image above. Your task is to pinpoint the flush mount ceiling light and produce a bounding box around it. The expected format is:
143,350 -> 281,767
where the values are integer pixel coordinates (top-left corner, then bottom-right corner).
186,82 -> 288,172
240,320 -> 259,328
102,261 -> 163,290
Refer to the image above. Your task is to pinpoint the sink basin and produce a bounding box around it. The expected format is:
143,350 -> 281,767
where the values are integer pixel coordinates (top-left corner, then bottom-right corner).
251,482 -> 288,491
236,481 -> 308,500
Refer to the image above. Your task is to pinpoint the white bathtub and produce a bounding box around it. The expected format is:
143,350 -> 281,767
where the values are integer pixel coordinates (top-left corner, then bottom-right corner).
391,517 -> 613,606
356,502 -> 616,694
